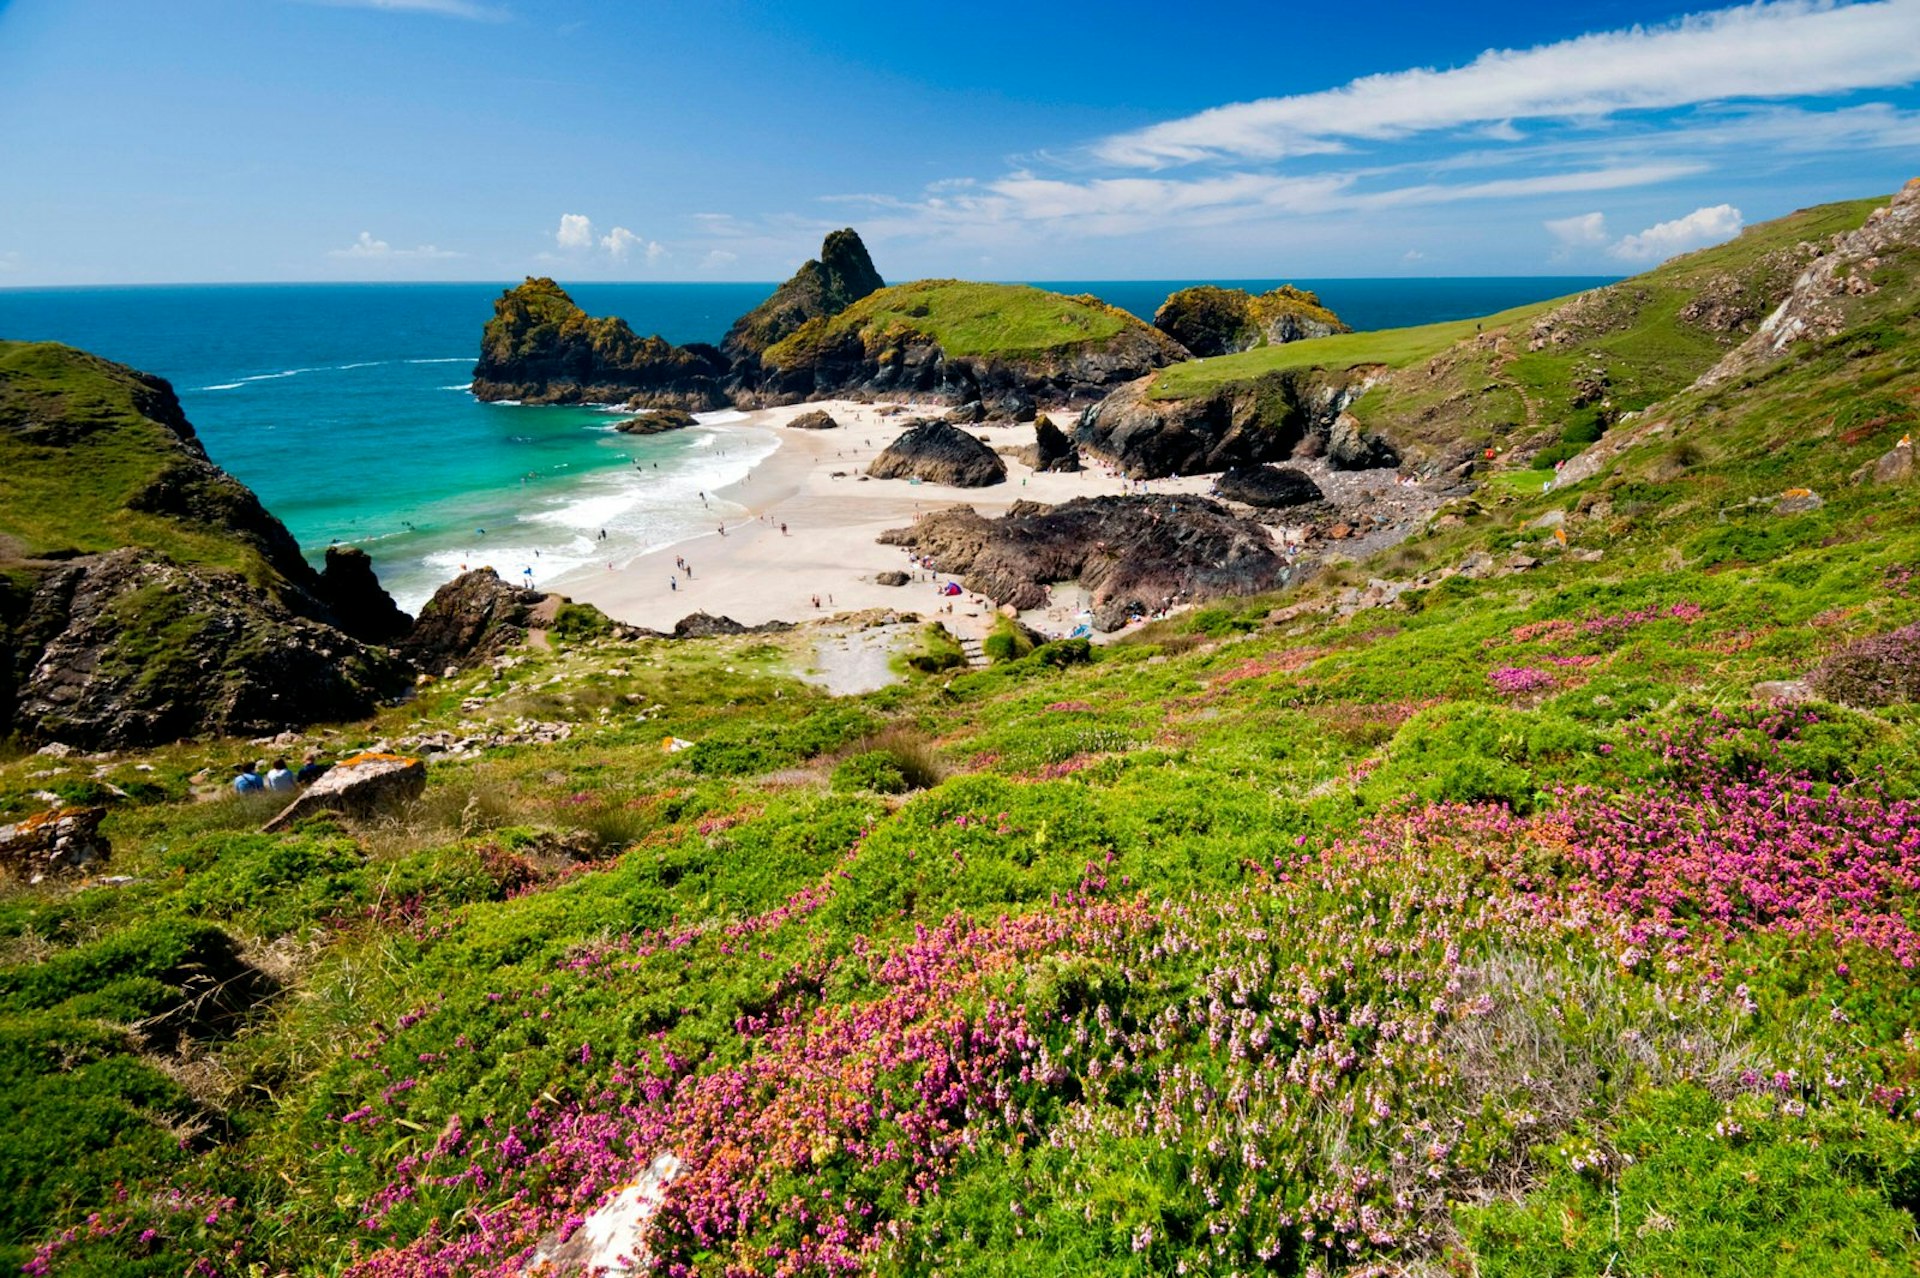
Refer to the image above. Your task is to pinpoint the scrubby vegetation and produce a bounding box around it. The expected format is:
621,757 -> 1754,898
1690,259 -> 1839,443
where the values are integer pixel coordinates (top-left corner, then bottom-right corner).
6,189 -> 1920,1276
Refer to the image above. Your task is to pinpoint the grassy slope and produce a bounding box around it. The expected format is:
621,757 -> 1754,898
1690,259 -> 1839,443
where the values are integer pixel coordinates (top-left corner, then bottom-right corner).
5,194 -> 1920,1276
0,342 -> 270,581
763,279 -> 1147,365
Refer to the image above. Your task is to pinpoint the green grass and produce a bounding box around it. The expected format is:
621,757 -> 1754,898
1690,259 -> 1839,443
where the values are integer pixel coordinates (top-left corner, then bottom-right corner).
764,279 -> 1149,365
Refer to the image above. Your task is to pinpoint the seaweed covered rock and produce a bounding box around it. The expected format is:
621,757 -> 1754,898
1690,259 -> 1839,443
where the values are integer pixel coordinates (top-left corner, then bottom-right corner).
881,495 -> 1287,630
472,278 -> 731,408
1215,464 -> 1325,508
615,408 -> 701,435
1154,285 -> 1349,357
868,420 -> 1007,488
401,568 -> 545,672
721,229 -> 884,364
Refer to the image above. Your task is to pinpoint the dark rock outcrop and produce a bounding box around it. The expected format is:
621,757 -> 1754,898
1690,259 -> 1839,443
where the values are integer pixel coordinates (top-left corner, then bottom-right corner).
615,408 -> 701,435
317,546 -> 411,645
264,752 -> 427,832
1014,414 -> 1081,472
1215,464 -> 1325,508
1077,368 -> 1391,479
400,568 -> 545,673
787,409 -> 839,430
881,495 -> 1288,631
10,549 -> 410,750
869,420 -> 1007,487
671,612 -> 794,638
472,278 -> 731,408
875,570 -> 911,587
1154,285 -> 1349,357
721,229 -> 884,364
945,401 -> 987,424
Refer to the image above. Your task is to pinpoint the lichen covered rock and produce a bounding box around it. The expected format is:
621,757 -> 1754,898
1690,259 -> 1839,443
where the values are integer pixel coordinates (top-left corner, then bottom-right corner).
263,752 -> 426,831
472,278 -> 731,408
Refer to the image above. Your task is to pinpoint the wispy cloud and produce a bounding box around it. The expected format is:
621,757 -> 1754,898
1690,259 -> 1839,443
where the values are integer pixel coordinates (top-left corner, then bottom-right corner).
302,0 -> 508,21
328,231 -> 459,259
1094,0 -> 1920,167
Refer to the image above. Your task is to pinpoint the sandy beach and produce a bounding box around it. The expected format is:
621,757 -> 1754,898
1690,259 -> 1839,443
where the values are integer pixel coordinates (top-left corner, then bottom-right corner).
549,401 -> 1219,639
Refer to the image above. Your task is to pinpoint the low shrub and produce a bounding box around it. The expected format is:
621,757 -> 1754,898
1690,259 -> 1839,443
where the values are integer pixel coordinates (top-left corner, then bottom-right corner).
1810,622 -> 1920,707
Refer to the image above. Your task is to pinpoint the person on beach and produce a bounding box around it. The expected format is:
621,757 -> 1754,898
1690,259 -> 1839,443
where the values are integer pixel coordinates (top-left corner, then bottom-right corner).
670,576 -> 678,592
718,524 -> 726,537
780,522 -> 788,536
265,758 -> 296,792
231,762 -> 264,795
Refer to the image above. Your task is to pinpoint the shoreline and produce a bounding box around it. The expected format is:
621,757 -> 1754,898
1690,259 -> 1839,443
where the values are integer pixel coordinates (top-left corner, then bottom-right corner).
547,400 -> 1219,640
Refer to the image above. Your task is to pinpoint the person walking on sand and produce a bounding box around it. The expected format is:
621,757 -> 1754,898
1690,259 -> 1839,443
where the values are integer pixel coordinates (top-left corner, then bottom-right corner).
670,576 -> 678,592
780,522 -> 788,535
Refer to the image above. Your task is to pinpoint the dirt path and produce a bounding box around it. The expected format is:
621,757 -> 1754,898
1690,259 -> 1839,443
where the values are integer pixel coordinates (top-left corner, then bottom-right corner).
794,622 -> 916,696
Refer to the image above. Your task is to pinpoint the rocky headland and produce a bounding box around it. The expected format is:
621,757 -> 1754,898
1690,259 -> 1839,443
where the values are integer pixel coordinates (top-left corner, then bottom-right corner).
471,277 -> 731,409
721,227 -> 885,366
1154,284 -> 1350,357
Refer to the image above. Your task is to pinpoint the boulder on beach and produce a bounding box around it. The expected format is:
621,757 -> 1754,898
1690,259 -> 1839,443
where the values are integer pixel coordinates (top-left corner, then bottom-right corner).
1215,464 -> 1325,508
615,408 -> 701,435
788,409 -> 839,430
868,419 -> 1007,488
876,570 -> 911,587
1014,413 -> 1081,473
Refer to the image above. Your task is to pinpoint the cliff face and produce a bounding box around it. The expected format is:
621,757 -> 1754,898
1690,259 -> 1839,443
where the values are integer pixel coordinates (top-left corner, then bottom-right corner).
0,342 -> 413,747
747,281 -> 1186,411
1154,285 -> 1349,357
471,278 -> 732,408
722,228 -> 885,364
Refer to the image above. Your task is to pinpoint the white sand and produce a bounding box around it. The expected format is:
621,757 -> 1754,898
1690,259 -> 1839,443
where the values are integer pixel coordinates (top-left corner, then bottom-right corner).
548,401 -> 1218,640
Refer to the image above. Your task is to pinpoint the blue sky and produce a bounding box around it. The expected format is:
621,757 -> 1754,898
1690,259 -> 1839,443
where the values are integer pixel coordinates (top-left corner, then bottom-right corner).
1,0 -> 1917,284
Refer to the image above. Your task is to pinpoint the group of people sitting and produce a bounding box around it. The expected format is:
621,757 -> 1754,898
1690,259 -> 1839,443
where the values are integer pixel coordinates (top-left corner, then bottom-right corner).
230,755 -> 329,795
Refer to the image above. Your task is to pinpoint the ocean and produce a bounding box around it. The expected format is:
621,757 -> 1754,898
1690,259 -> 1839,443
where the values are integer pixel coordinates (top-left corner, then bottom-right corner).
0,277 -> 1612,612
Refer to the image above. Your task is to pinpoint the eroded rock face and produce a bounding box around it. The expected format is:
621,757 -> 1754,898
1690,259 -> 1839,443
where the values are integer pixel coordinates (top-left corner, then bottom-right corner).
1077,369 -> 1385,479
881,495 -> 1288,630
868,420 -> 1007,488
472,277 -> 731,408
401,569 -> 545,673
1215,464 -> 1326,508
263,752 -> 426,832
11,549 -> 412,750
1700,178 -> 1920,386
0,806 -> 109,880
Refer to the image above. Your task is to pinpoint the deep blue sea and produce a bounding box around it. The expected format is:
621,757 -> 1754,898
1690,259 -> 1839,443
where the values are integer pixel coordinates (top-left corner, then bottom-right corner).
0,277 -> 1612,610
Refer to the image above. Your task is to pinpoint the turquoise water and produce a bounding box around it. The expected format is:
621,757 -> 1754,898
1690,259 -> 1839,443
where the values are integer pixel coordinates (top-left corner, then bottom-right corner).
0,277 -> 1612,610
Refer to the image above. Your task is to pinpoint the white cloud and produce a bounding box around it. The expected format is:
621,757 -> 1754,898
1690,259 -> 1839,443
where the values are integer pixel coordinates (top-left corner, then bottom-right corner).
1402,249 -> 1426,262
646,240 -> 668,265
555,213 -> 594,252
303,0 -> 508,20
1610,203 -> 1745,261
1546,211 -> 1611,247
600,226 -> 641,258
329,231 -> 458,260
1095,0 -> 1920,166
701,250 -> 740,270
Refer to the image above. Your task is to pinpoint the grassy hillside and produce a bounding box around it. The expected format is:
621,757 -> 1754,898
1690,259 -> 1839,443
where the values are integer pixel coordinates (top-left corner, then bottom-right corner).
0,342 -> 285,586
5,189 -> 1920,1276
763,279 -> 1153,365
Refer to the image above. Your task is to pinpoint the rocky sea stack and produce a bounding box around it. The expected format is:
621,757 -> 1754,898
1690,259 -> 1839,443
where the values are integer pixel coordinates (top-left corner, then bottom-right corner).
722,228 -> 885,364
472,278 -> 731,408
0,342 -> 413,748
1154,285 -> 1350,357
868,419 -> 1007,487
